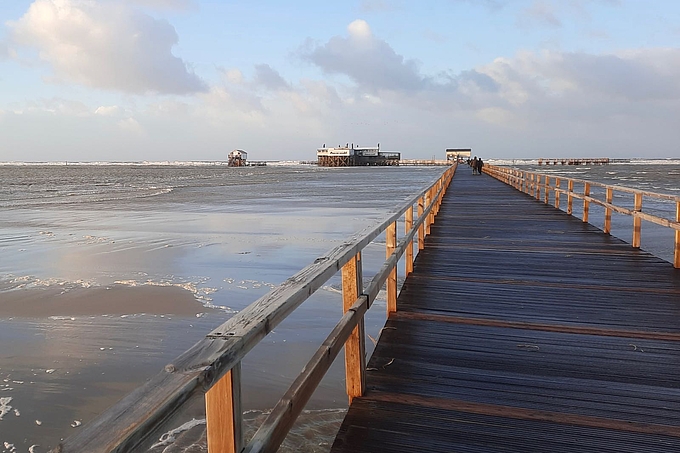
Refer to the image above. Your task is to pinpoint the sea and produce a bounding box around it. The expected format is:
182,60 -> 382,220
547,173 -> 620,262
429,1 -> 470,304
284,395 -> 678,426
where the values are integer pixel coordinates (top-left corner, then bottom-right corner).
0,159 -> 678,452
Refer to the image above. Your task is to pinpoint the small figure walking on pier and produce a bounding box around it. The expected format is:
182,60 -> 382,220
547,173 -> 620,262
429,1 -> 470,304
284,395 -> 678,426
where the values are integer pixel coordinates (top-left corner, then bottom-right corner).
476,157 -> 484,175
471,156 -> 479,174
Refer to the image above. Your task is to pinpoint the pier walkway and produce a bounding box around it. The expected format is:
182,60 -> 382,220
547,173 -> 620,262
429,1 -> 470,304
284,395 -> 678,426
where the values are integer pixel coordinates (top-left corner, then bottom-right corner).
331,169 -> 680,452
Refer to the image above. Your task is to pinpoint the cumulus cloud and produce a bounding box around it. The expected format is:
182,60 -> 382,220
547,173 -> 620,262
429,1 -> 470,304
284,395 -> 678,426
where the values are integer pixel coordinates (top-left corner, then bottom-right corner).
478,49 -> 680,105
299,19 -> 497,103
9,0 -> 206,94
252,64 -> 291,91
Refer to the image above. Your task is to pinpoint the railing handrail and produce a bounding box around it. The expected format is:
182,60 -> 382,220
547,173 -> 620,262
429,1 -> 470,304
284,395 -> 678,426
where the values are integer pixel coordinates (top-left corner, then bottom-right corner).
53,164 -> 457,453
484,164 -> 680,269
510,168 -> 680,202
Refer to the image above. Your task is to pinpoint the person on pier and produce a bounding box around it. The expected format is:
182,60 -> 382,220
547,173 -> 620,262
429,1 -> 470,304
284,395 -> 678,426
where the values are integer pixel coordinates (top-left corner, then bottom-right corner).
476,158 -> 484,175
472,157 -> 478,174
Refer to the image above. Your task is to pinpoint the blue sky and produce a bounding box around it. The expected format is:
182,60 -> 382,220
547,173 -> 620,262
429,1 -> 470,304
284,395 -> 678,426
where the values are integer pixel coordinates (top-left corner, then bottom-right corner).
1,0 -> 679,161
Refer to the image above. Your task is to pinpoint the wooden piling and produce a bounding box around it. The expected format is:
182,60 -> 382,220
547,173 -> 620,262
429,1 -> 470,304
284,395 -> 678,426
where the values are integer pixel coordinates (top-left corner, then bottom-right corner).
583,182 -> 590,223
633,193 -> 642,248
386,222 -> 397,314
604,187 -> 613,234
567,180 -> 574,215
418,197 -> 425,251
675,201 -> 680,268
206,365 -> 242,453
405,206 -> 414,276
342,254 -> 365,403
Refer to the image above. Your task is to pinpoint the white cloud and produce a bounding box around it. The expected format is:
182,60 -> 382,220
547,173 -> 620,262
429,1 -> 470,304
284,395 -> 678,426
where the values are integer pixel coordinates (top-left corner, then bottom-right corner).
300,20 -> 428,92
117,117 -> 144,134
94,105 -> 122,116
9,0 -> 206,94
223,68 -> 245,85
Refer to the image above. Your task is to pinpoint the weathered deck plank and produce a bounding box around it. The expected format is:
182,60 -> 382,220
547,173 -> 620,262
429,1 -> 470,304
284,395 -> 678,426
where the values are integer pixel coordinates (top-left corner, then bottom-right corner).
331,169 -> 680,452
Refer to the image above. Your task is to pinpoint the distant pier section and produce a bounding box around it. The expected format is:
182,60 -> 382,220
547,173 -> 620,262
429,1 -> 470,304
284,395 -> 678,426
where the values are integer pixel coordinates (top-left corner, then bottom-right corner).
538,157 -> 610,166
317,144 -> 400,167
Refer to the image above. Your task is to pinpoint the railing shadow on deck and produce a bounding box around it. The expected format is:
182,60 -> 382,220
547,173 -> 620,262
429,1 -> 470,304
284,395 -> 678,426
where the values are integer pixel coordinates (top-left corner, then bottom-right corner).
485,164 -> 680,268
50,165 -> 457,453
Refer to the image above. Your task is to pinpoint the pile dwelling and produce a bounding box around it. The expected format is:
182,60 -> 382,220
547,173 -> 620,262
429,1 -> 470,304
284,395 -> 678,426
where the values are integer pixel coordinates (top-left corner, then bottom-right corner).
446,148 -> 472,162
317,143 -> 400,167
227,149 -> 247,167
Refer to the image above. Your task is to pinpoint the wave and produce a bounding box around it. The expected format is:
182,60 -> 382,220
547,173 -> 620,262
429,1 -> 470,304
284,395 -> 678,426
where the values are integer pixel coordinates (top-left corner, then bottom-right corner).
488,158 -> 680,166
0,160 -> 315,167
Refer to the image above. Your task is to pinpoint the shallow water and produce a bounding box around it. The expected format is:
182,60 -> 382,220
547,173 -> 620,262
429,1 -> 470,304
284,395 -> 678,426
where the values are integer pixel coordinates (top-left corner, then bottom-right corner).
0,164 -> 442,451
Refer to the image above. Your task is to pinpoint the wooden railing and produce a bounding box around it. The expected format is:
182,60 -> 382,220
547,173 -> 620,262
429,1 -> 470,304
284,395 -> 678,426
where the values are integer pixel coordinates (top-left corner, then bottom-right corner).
50,165 -> 457,453
484,165 -> 680,268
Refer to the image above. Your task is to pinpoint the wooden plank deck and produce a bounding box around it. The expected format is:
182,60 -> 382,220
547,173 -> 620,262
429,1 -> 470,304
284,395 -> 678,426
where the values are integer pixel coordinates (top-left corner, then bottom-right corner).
331,168 -> 680,452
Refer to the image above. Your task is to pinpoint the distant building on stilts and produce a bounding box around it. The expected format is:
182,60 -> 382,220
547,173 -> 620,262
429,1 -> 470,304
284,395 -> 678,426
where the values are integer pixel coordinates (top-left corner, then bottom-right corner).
228,149 -> 248,167
316,143 -> 400,167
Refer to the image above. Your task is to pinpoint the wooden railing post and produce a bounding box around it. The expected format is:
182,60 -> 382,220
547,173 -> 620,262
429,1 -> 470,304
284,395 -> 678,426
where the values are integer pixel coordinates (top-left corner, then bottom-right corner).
555,178 -> 561,209
583,182 -> 591,223
418,197 -> 425,251
633,193 -> 642,248
405,206 -> 414,276
342,253 -> 365,403
206,364 -> 242,453
386,222 -> 397,314
567,180 -> 574,215
544,176 -> 550,204
604,187 -> 613,234
675,201 -> 680,268
426,188 -> 434,235
536,175 -> 541,200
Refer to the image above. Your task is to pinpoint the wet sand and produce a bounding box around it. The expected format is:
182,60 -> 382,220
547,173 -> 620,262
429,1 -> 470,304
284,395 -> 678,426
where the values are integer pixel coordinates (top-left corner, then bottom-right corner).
0,285 -> 211,318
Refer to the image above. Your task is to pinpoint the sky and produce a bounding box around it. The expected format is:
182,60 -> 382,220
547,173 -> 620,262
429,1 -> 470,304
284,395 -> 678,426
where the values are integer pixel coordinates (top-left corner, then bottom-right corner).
1,0 -> 679,162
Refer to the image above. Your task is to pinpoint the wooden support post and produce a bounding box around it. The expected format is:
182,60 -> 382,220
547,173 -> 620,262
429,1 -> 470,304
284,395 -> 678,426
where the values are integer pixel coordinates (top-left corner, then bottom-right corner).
536,175 -> 541,200
531,174 -> 536,197
544,176 -> 550,204
675,201 -> 680,268
341,253 -> 365,404
567,180 -> 574,215
583,182 -> 590,223
604,187 -> 613,234
206,364 -> 242,453
633,193 -> 642,248
427,189 -> 434,235
386,222 -> 397,315
418,197 -> 425,251
555,178 -> 561,209
405,206 -> 414,276
424,192 -> 431,236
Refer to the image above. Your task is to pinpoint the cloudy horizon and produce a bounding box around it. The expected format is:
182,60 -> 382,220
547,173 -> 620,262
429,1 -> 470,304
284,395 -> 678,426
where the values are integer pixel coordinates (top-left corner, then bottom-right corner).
1,0 -> 679,162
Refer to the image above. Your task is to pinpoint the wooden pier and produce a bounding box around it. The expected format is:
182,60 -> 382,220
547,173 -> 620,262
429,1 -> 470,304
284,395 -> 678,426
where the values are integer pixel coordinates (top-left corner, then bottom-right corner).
331,169 -> 680,452
538,157 -> 610,165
